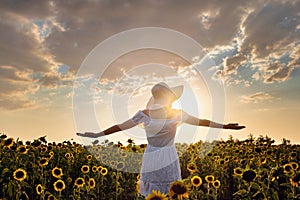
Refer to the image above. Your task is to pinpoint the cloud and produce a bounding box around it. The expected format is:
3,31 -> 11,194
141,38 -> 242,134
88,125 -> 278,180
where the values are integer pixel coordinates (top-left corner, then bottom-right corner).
0,0 -> 299,110
264,66 -> 295,83
214,54 -> 246,81
0,66 -> 40,110
240,92 -> 274,103
210,1 -> 299,85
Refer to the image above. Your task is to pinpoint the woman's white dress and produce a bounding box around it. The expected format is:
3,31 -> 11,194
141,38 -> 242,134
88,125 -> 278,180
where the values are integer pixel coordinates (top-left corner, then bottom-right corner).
131,109 -> 189,197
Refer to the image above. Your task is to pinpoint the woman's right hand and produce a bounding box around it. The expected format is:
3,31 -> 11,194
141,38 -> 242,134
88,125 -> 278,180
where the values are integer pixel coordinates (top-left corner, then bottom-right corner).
76,132 -> 104,138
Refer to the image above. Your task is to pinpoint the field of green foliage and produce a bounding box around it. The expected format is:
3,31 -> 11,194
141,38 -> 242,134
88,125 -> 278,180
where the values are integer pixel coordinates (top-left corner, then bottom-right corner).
0,133 -> 299,200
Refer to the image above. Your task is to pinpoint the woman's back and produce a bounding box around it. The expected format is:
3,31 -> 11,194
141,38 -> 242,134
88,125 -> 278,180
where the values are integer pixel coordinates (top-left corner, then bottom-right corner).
132,108 -> 188,147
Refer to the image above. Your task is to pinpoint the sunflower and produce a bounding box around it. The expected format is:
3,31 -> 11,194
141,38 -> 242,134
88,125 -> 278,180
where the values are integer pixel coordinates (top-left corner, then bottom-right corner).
191,176 -> 202,187
39,158 -> 49,167
116,162 -> 125,170
254,147 -> 262,153
169,180 -> 189,199
81,165 -> 90,173
36,184 -> 43,195
100,167 -> 108,176
146,190 -> 168,200
117,142 -> 123,148
214,155 -> 220,161
290,151 -> 297,158
86,155 -> 92,161
205,175 -> 215,183
49,151 -> 54,158
65,153 -> 71,158
233,156 -> 239,163
88,178 -> 96,189
67,177 -> 72,183
242,169 -> 256,182
47,145 -> 53,151
234,167 -> 243,176
53,180 -> 65,192
127,138 -> 134,144
131,146 -> 137,152
74,177 -> 85,188
97,166 -> 103,173
101,155 -> 108,160
3,137 -> 14,148
120,151 -> 128,158
224,156 -> 230,162
260,157 -> 267,165
13,168 -> 27,181
283,164 -> 293,174
33,141 -> 42,148
290,173 -> 300,187
92,166 -> 98,173
110,161 -> 116,167
41,147 -> 47,153
17,145 -> 28,154
51,167 -> 63,178
219,159 -> 225,165
290,162 -> 299,170
212,180 -> 221,189
187,162 -> 197,174
47,194 -> 55,200
0,134 -> 7,139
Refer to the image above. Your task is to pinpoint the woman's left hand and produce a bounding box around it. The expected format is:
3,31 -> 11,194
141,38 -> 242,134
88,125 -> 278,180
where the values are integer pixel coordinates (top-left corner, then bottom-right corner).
224,123 -> 246,130
76,132 -> 100,138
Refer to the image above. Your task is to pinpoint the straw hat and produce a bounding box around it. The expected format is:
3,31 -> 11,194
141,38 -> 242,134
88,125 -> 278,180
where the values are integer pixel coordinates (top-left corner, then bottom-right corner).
146,82 -> 183,109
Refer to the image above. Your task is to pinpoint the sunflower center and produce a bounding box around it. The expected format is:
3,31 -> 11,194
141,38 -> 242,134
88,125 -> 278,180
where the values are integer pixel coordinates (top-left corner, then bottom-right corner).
89,180 -> 95,186
54,169 -> 61,175
19,147 -> 26,152
4,139 -> 13,146
117,163 -> 124,169
172,184 -> 187,195
16,171 -> 25,178
193,179 -> 200,184
40,159 -> 47,164
56,182 -> 63,189
242,170 -> 256,182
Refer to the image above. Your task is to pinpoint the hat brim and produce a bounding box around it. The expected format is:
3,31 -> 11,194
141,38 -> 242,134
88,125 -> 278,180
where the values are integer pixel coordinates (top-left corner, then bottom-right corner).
146,85 -> 183,108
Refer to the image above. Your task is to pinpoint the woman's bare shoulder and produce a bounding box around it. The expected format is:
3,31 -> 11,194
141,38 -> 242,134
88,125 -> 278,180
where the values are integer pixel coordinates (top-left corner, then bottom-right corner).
141,109 -> 149,116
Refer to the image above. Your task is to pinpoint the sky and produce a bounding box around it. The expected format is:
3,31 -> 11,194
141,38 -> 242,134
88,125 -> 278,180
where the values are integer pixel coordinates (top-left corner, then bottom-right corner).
0,0 -> 299,145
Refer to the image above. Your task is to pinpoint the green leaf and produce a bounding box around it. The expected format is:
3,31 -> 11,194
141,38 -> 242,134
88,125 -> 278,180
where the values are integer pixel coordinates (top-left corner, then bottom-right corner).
251,182 -> 260,190
233,189 -> 248,196
279,182 -> 291,188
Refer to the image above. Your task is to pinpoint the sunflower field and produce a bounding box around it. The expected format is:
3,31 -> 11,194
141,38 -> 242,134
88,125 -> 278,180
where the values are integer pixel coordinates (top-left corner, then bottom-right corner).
0,133 -> 299,200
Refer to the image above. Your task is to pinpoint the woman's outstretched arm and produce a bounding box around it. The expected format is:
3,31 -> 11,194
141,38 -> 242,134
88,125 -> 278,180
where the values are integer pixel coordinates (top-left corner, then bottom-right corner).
76,118 -> 138,138
183,113 -> 245,130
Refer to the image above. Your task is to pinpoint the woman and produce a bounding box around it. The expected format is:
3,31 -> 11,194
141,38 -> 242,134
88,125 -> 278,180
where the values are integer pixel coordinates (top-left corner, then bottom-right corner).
77,82 -> 245,197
